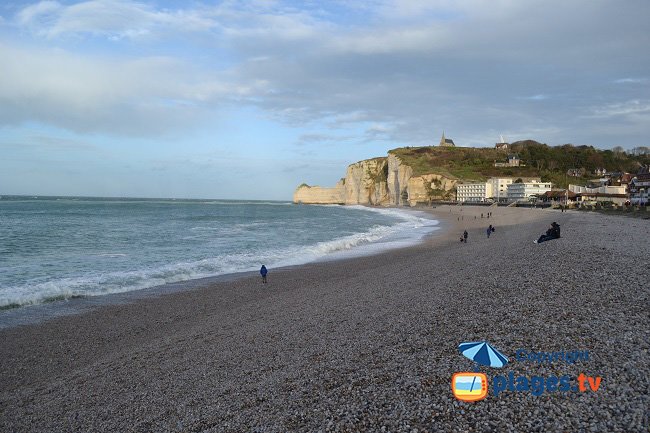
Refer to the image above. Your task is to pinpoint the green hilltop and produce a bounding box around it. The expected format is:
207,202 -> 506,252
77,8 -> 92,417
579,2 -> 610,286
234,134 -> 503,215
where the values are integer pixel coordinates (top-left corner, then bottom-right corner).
388,140 -> 649,188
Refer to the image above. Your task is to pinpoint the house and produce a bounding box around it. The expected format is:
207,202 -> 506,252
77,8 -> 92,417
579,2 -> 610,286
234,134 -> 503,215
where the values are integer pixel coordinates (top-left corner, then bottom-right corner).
619,173 -> 634,185
494,154 -> 522,167
629,166 -> 650,205
569,184 -> 628,205
540,189 -> 578,204
495,136 -> 509,151
567,168 -> 583,177
594,167 -> 607,176
439,132 -> 455,147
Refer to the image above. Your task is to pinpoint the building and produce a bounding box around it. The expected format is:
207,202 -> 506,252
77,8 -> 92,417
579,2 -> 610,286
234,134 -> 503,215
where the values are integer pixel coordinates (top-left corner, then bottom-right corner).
569,184 -> 628,205
439,132 -> 455,147
594,168 -> 607,176
628,166 -> 650,205
494,154 -> 522,167
495,136 -> 509,151
456,177 -> 519,202
540,189 -> 578,204
456,182 -> 492,202
507,180 -> 552,201
619,173 -> 634,185
488,177 -> 514,202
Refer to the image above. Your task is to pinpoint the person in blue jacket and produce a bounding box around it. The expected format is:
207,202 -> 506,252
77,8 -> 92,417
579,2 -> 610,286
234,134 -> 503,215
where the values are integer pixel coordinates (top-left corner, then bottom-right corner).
260,265 -> 268,283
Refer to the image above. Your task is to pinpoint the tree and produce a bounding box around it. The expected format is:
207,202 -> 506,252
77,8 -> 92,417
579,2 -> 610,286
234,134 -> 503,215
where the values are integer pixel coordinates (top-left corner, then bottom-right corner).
613,146 -> 625,159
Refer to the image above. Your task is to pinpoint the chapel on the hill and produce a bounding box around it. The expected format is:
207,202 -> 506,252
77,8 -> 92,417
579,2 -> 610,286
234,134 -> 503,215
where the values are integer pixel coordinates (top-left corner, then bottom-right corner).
439,132 -> 455,147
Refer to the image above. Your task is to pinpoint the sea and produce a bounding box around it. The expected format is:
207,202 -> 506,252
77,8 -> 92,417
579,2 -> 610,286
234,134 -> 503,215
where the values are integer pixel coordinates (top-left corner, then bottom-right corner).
0,196 -> 440,309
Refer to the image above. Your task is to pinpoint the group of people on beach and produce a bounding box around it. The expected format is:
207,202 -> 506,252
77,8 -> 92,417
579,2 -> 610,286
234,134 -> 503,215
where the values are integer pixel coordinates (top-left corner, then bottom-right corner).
264,218 -> 561,284
460,224 -> 496,243
460,220 -> 561,245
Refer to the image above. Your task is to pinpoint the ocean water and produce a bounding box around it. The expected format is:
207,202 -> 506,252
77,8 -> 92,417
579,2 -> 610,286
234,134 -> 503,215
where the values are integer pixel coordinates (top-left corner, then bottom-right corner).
0,196 -> 439,308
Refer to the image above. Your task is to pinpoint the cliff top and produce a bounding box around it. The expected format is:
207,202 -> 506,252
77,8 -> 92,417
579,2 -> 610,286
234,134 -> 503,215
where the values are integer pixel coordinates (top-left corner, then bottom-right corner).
388,140 -> 648,188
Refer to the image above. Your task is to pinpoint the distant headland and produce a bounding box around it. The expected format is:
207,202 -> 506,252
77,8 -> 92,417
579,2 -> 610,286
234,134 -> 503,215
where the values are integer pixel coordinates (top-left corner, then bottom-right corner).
294,136 -> 650,206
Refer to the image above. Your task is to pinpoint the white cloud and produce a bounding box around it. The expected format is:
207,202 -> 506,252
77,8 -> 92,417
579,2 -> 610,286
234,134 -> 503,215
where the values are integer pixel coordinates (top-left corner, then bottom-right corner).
4,0 -> 650,147
0,42 -> 243,135
15,1 -> 62,26
587,100 -> 650,118
15,0 -> 216,39
327,26 -> 449,55
519,94 -> 549,101
614,78 -> 647,84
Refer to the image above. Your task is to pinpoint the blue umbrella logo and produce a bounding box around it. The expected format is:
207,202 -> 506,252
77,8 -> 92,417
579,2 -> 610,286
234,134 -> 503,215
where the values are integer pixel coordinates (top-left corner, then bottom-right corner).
459,341 -> 509,368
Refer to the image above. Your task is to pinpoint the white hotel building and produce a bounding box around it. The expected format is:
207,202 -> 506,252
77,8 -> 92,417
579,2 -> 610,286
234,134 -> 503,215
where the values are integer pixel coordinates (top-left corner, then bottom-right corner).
456,182 -> 492,202
456,177 -> 515,202
507,181 -> 552,201
456,178 -> 552,202
489,177 -> 514,201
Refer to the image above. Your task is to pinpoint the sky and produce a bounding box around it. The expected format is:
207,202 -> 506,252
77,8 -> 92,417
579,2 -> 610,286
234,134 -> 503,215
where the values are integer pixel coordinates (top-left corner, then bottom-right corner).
1,0 -> 649,200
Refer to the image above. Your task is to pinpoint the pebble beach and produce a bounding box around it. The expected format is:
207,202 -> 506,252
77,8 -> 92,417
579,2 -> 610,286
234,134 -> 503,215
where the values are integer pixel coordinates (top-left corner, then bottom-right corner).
1,206 -> 648,432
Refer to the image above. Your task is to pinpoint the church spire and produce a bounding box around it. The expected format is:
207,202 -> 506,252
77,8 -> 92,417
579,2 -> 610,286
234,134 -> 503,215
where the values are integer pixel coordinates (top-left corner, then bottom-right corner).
439,131 -> 455,147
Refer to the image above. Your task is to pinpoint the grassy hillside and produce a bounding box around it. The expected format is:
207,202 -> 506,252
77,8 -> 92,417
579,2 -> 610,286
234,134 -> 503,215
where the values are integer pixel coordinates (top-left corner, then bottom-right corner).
389,141 -> 649,188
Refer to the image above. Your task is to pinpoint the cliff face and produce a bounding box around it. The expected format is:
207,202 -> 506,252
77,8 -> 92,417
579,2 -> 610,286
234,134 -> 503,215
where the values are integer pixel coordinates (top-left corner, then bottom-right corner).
387,154 -> 412,206
293,153 -> 457,206
344,158 -> 390,205
293,180 -> 345,204
406,174 -> 458,206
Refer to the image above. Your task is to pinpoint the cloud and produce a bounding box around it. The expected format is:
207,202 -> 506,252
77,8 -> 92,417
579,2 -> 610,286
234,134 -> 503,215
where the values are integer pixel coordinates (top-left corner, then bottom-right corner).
519,94 -> 549,101
4,134 -> 99,151
587,100 -> 650,119
15,0 -> 216,39
296,133 -> 354,144
0,42 -> 253,135
614,78 -> 647,84
4,0 -> 650,147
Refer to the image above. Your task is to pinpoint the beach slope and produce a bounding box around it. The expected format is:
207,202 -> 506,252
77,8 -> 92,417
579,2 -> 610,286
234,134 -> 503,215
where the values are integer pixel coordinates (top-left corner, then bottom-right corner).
1,207 -> 648,432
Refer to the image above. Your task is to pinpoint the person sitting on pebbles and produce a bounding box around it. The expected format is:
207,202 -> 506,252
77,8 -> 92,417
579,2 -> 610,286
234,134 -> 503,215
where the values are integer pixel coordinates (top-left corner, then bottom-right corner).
534,222 -> 561,244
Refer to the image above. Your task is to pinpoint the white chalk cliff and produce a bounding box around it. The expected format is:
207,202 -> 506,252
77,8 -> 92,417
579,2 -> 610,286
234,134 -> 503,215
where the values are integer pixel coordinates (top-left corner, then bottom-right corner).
293,153 -> 458,206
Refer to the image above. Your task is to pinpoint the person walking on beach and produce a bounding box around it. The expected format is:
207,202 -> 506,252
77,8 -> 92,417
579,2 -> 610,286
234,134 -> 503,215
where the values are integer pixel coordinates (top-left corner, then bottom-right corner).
487,225 -> 493,238
463,230 -> 468,243
260,265 -> 268,283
